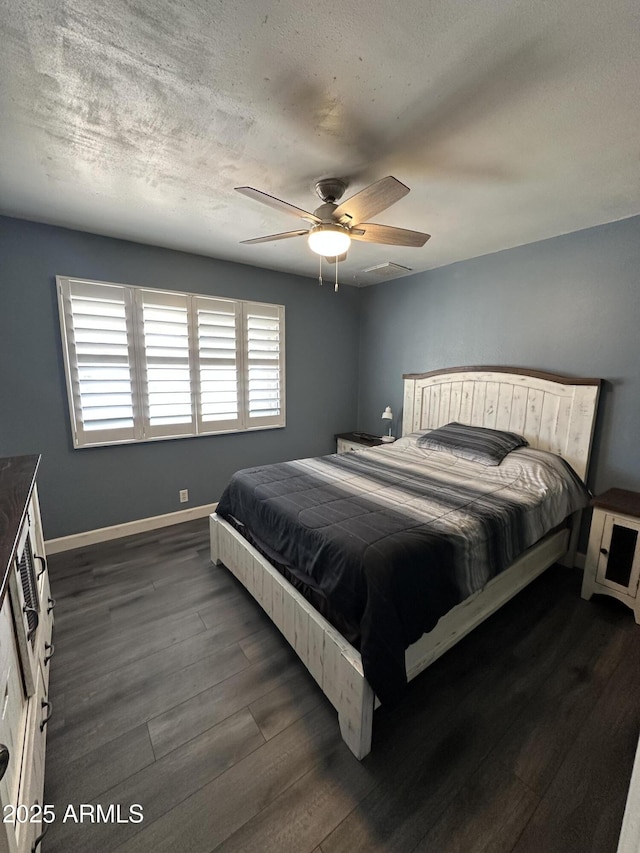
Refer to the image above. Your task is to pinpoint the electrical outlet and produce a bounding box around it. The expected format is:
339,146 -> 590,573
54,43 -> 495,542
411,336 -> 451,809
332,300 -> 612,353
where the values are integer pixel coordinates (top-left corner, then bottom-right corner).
179,489 -> 189,503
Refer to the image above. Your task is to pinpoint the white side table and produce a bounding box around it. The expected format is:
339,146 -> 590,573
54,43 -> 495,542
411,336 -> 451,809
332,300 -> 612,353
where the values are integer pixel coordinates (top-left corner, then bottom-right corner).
335,432 -> 384,453
581,488 -> 640,625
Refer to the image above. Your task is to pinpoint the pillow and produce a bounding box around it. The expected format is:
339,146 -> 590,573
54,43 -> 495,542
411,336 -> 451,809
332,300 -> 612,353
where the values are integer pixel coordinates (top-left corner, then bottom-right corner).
416,422 -> 528,466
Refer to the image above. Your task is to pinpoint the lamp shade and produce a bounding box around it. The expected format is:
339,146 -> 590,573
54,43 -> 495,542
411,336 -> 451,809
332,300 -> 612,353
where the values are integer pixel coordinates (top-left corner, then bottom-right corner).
308,224 -> 351,257
381,406 -> 393,420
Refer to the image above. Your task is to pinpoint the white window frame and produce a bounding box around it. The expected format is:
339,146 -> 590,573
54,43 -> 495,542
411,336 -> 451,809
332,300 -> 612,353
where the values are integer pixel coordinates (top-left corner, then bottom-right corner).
56,276 -> 285,448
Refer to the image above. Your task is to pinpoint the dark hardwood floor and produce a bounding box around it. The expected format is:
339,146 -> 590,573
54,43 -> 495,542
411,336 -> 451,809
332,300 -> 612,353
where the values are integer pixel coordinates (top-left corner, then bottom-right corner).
43,519 -> 640,853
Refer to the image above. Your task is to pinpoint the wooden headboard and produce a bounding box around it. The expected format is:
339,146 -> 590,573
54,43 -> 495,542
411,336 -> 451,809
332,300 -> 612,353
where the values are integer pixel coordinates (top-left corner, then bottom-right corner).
402,366 -> 601,483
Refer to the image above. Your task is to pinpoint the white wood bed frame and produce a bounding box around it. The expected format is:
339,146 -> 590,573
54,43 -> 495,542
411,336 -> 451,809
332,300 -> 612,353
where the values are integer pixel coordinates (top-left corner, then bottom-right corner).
210,366 -> 601,759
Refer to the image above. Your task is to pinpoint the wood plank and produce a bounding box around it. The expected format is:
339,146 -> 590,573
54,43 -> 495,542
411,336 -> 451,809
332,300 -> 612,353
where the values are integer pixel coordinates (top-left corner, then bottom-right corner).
412,760 -> 539,853
307,616 -> 326,686
147,647 -> 302,758
271,577 -> 284,629
238,624 -> 294,664
511,633 -> 640,853
47,641 -> 252,765
439,382 -> 451,424
496,382 -> 515,431
449,380 -> 463,423
539,391 -> 560,452
459,380 -> 474,424
294,603 -> 310,663
112,704 -> 344,853
45,709 -> 265,853
483,380 -> 500,428
213,736 -> 376,853
61,617 -> 267,713
403,380 -> 416,434
44,725 -> 155,814
321,631 -> 344,709
248,669 -> 326,740
510,383 -> 529,435
429,385 -> 441,429
471,381 -> 486,424
524,388 -> 544,447
49,609 -> 207,693
552,395 -> 573,457
108,571 -> 233,628
491,606 -> 633,795
50,581 -> 156,638
197,589 -> 272,632
566,384 -> 601,480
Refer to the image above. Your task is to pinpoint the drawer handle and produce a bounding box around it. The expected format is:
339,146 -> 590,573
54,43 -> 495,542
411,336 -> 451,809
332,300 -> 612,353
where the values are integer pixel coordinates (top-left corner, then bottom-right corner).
24,607 -> 40,642
40,699 -> 53,732
35,554 -> 47,578
600,548 -> 609,557
47,596 -> 56,614
0,744 -> 9,782
31,822 -> 49,852
44,642 -> 55,666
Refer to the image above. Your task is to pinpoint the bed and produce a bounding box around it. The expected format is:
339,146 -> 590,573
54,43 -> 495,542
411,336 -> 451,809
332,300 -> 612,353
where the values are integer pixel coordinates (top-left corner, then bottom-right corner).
210,366 -> 601,758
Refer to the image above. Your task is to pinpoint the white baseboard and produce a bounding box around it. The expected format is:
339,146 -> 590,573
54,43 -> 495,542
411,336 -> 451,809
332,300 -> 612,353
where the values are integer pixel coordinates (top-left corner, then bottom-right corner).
45,502 -> 218,554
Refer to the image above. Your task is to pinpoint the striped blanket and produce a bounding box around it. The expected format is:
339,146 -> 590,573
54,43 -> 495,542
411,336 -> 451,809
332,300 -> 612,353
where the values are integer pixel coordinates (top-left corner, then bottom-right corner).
216,434 -> 590,704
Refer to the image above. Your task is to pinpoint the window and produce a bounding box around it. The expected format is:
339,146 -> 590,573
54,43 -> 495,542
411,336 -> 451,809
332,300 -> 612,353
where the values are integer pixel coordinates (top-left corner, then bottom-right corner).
56,277 -> 285,448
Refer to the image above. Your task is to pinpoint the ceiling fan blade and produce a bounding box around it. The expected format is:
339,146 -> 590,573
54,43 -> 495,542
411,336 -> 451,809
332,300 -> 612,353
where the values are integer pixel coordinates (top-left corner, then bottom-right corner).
235,187 -> 321,224
325,253 -> 348,264
332,176 -> 410,225
350,223 -> 431,247
240,230 -> 308,245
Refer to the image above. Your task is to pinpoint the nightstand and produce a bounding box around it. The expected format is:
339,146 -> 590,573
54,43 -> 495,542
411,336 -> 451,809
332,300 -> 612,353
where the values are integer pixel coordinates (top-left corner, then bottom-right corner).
581,488 -> 640,624
335,432 -> 384,453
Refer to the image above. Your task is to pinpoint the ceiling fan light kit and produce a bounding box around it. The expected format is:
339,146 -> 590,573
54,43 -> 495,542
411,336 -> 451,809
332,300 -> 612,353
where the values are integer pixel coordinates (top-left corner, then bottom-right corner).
307,223 -> 351,257
236,176 -> 430,288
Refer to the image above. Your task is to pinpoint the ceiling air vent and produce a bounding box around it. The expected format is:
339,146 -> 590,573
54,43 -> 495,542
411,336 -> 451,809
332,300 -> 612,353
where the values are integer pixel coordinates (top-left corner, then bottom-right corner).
360,262 -> 413,283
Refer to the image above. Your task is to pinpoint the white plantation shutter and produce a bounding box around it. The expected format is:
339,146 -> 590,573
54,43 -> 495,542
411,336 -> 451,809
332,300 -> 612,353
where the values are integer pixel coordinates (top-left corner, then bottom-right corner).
244,302 -> 285,428
57,277 -> 285,447
195,296 -> 242,432
58,279 -> 137,446
137,290 -> 195,438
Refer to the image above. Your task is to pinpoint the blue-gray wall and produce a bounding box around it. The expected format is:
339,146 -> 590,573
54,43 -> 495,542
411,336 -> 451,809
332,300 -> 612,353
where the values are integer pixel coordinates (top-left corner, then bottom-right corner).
3,213 -> 639,540
357,214 -> 640,496
0,216 -> 361,539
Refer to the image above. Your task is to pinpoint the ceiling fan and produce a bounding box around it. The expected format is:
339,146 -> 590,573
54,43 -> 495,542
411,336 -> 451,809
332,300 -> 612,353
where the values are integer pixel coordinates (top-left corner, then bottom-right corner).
235,176 -> 430,263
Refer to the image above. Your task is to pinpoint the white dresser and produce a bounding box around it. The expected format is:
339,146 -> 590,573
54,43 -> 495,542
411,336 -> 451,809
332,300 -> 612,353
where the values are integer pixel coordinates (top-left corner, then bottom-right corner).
0,456 -> 54,853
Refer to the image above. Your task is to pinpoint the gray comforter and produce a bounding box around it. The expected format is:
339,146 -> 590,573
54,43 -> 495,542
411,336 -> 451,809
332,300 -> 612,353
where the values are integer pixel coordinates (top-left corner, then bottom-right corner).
216,435 -> 590,704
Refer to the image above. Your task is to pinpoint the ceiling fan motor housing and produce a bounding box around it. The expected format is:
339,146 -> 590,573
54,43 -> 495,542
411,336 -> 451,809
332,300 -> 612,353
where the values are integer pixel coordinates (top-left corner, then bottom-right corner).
314,178 -> 347,204
313,201 -> 340,221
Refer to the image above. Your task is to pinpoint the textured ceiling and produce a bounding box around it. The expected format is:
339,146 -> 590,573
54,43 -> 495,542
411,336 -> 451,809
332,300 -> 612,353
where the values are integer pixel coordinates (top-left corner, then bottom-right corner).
1,0 -> 639,286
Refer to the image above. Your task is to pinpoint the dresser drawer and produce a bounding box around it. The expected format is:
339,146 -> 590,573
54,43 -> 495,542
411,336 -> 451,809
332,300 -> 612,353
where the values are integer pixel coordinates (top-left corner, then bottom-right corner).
337,438 -> 367,453
0,598 -> 29,829
12,662 -> 49,853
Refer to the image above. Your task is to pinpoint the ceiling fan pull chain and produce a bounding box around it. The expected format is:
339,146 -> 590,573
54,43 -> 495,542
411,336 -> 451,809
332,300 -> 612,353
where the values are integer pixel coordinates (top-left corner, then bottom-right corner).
318,255 -> 323,286
335,257 -> 339,292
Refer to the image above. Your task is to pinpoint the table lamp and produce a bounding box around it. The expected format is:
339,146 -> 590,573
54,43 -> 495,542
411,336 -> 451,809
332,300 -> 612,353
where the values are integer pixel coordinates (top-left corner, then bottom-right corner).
381,406 -> 395,442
